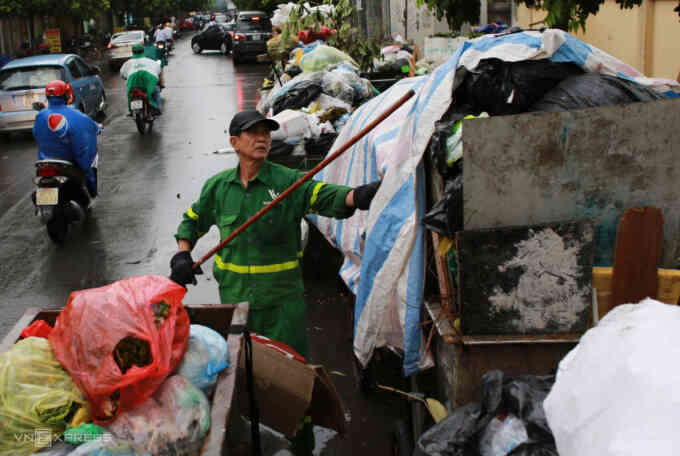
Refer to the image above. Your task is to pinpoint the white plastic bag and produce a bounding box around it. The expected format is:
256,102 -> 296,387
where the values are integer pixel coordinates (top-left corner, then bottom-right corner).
175,325 -> 229,394
270,110 -> 312,140
544,299 -> 680,456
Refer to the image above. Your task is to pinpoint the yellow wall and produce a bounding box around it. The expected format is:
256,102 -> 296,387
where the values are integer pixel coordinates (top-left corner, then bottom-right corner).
516,0 -> 680,80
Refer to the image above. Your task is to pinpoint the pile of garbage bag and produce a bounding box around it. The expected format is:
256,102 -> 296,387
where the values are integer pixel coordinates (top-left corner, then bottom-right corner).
0,276 -> 231,456
257,59 -> 375,159
414,370 -> 557,456
423,37 -> 671,238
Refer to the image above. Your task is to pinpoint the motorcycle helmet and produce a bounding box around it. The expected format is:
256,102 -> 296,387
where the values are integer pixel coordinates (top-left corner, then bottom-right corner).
45,80 -> 74,104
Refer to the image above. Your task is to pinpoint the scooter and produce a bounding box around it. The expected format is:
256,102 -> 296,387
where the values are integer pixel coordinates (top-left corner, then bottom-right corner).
33,159 -> 94,243
129,88 -> 156,134
31,101 -> 100,243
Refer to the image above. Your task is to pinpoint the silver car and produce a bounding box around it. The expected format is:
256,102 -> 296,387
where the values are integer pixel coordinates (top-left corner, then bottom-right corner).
106,30 -> 146,69
0,54 -> 106,134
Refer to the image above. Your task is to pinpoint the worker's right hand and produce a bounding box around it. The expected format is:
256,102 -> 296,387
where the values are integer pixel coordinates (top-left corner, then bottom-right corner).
169,251 -> 203,287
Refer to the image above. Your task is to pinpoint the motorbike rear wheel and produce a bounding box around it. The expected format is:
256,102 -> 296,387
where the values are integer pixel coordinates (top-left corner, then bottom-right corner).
135,111 -> 146,134
46,216 -> 68,244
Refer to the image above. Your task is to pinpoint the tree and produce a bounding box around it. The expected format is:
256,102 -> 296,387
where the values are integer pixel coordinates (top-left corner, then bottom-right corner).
0,0 -> 110,17
416,0 -> 680,32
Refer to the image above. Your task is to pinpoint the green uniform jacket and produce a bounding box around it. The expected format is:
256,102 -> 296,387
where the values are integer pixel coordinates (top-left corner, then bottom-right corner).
175,160 -> 355,311
127,70 -> 159,110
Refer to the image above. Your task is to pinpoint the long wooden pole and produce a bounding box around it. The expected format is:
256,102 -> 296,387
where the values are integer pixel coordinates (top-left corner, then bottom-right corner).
193,89 -> 415,269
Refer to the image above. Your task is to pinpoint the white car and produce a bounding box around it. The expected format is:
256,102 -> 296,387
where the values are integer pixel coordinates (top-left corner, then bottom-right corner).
106,30 -> 146,69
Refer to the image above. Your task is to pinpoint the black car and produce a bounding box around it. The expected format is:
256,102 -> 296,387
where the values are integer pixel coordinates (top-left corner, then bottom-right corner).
231,11 -> 272,64
191,23 -> 233,54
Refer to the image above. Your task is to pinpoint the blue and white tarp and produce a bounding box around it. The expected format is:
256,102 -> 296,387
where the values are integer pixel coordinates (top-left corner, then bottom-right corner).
307,29 -> 680,376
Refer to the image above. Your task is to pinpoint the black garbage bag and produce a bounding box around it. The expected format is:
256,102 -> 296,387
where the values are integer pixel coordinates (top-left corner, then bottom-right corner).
269,139 -> 295,157
272,80 -> 322,115
422,169 -> 463,237
414,371 -> 557,456
414,403 -> 489,456
286,65 -> 302,78
529,72 -> 667,112
455,58 -> 584,116
305,133 -> 338,157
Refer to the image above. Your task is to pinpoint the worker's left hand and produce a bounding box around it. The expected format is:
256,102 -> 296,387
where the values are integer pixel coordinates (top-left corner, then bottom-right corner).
353,180 -> 381,210
169,251 -> 203,287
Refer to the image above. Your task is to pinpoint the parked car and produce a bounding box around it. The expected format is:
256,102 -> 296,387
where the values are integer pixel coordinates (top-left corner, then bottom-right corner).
191,23 -> 234,55
105,30 -> 145,69
0,54 -> 106,134
231,11 -> 272,65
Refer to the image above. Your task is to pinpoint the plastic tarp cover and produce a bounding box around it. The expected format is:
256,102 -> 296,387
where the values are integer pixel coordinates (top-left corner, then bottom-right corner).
0,338 -> 88,456
306,29 -> 680,376
544,299 -> 680,456
48,275 -> 190,423
529,72 -> 667,112
414,370 -> 557,456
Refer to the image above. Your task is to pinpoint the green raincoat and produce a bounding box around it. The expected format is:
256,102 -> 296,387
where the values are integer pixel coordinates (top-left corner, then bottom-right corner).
175,160 -> 354,356
123,54 -> 160,110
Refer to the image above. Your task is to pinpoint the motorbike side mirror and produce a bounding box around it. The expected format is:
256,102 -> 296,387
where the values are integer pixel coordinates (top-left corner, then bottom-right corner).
32,101 -> 46,111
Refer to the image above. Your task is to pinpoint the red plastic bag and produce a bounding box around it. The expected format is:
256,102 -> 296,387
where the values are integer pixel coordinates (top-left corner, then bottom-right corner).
48,275 -> 190,423
251,332 -> 307,364
20,319 -> 53,339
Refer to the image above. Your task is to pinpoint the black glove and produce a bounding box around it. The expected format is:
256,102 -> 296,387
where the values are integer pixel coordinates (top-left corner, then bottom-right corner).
169,251 -> 203,287
353,180 -> 381,210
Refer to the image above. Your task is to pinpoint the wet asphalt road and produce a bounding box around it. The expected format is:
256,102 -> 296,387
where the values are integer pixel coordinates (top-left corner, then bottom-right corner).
0,35 -> 269,337
0,34 -> 410,455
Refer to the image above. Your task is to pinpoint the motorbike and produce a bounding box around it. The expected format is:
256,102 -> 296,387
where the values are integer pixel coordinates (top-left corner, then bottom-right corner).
129,88 -> 156,134
31,101 -> 100,243
33,159 -> 94,243
155,40 -> 167,61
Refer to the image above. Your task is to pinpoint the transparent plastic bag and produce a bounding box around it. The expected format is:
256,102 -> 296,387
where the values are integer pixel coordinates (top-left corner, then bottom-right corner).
176,325 -> 229,394
0,337 -> 89,456
67,434 -> 138,456
106,375 -> 211,456
300,45 -> 358,73
479,415 -> 529,456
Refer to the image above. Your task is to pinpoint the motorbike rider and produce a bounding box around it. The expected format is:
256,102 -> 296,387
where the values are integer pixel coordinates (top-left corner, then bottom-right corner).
144,36 -> 167,67
153,24 -> 163,43
120,43 -> 163,115
32,80 -> 100,199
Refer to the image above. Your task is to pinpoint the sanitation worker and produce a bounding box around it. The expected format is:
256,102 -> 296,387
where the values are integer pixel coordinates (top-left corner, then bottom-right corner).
170,109 -> 380,455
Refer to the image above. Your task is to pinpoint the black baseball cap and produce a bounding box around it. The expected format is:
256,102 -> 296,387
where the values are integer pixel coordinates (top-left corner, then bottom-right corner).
228,110 -> 279,136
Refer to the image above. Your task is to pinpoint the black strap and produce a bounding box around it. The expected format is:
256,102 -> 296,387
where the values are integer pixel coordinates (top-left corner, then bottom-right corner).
243,328 -> 262,456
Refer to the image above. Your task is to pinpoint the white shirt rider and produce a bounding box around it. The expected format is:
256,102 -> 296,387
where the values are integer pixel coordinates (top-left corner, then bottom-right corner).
154,27 -> 164,43
119,57 -> 162,80
162,25 -> 174,41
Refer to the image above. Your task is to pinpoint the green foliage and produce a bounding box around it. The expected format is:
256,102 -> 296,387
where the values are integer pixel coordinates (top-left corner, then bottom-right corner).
519,0 -> 643,31
415,0 -> 480,30
275,0 -> 380,72
417,0 -> 678,34
0,0 -> 111,17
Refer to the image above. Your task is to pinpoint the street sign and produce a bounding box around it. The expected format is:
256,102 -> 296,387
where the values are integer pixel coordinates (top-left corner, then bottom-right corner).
45,29 -> 61,53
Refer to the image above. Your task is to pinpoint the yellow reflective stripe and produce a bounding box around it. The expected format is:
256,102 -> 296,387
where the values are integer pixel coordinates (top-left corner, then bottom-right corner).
186,206 -> 199,220
310,183 -> 325,207
297,251 -> 303,258
197,231 -> 206,238
215,256 -> 299,274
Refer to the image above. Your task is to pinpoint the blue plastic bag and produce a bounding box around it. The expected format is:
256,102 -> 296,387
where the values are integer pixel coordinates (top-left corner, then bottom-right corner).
176,325 -> 229,393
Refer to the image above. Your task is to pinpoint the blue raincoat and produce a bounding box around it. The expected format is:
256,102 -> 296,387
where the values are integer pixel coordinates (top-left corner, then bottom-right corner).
33,97 -> 100,196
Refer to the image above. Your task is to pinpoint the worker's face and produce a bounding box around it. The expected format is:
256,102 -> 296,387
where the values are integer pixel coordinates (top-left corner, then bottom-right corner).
230,123 -> 271,161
